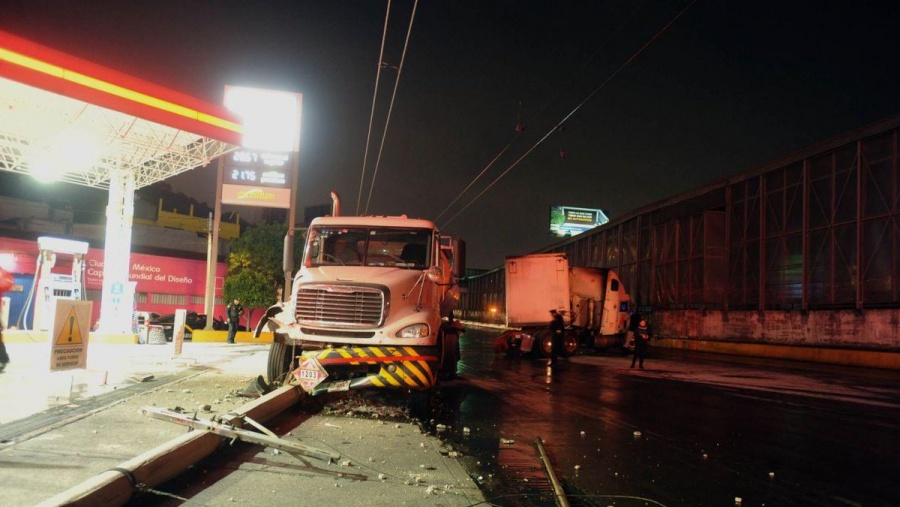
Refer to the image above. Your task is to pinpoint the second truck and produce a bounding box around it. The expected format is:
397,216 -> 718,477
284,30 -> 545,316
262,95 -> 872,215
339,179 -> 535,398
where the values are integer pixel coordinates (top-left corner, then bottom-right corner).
494,252 -> 631,357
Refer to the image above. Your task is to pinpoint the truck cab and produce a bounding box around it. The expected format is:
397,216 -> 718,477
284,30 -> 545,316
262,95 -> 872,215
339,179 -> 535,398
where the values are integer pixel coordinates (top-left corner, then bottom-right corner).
260,214 -> 464,396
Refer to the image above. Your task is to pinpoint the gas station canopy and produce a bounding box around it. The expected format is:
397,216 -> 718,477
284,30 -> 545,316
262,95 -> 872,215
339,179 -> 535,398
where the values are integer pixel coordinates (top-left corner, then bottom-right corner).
0,29 -> 243,188
0,29 -> 245,335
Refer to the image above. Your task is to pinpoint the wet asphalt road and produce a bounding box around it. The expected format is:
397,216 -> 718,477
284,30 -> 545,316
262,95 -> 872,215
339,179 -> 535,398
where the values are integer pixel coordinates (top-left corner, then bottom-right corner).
435,325 -> 900,507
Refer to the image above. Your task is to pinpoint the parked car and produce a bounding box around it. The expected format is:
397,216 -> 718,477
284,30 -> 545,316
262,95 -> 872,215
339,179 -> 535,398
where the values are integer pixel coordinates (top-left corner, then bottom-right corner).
148,312 -> 226,341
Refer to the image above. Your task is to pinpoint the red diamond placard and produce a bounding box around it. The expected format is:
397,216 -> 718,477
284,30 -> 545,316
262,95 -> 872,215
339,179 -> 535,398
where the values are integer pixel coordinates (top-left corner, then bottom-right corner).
293,356 -> 328,392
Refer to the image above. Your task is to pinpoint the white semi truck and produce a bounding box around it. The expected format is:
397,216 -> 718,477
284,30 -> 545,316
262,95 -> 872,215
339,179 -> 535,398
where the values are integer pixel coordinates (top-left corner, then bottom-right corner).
495,252 -> 631,356
256,196 -> 465,397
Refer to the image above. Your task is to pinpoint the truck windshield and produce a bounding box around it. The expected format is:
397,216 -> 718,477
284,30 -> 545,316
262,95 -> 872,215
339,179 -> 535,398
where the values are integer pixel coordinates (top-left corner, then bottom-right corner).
306,227 -> 432,269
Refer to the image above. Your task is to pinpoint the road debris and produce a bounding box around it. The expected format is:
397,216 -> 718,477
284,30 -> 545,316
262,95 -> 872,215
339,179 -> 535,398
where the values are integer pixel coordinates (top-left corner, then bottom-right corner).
141,406 -> 340,462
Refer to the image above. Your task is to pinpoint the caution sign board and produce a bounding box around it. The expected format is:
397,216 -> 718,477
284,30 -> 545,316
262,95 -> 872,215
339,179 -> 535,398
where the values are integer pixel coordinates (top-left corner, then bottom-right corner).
293,356 -> 328,392
49,299 -> 93,371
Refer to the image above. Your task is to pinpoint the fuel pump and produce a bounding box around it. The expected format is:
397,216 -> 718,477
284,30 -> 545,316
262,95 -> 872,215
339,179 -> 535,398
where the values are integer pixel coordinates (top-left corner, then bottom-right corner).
19,236 -> 89,331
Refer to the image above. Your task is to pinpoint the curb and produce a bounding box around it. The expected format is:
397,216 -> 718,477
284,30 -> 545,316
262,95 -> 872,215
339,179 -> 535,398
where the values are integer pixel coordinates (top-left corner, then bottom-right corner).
38,385 -> 303,507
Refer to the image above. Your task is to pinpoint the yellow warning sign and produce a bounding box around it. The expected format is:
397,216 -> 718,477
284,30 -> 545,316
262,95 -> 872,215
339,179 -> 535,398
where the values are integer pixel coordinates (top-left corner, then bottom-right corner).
55,307 -> 84,345
49,300 -> 92,372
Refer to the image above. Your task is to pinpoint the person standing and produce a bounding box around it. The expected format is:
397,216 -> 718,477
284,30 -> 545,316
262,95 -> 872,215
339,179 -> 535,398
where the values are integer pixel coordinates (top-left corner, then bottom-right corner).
0,267 -> 13,372
549,309 -> 565,368
226,298 -> 244,344
626,310 -> 643,350
630,316 -> 652,369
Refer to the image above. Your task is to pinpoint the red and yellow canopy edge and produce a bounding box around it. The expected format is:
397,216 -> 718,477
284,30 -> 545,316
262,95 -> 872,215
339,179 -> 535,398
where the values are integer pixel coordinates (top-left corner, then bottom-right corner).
0,29 -> 243,146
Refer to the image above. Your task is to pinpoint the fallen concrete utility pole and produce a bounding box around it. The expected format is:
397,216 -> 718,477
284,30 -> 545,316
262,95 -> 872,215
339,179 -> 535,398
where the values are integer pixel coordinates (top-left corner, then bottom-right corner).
38,385 -> 303,507
536,437 -> 570,507
141,406 -> 340,462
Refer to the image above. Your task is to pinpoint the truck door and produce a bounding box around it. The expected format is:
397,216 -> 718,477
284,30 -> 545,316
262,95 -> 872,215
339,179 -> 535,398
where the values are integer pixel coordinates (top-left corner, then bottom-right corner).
600,274 -> 629,336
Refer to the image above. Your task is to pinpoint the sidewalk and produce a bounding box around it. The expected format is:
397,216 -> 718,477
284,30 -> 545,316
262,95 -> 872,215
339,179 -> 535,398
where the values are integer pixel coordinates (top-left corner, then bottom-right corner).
0,342 -> 486,506
0,341 -> 254,426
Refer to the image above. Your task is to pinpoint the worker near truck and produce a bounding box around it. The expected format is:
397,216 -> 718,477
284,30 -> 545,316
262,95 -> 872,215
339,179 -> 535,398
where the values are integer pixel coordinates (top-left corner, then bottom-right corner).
226,298 -> 244,344
549,309 -> 565,368
630,317 -> 652,369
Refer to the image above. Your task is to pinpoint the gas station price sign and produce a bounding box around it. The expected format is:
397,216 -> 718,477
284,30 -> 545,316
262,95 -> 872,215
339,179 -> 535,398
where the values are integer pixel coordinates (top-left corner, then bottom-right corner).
221,149 -> 294,208
224,150 -> 292,188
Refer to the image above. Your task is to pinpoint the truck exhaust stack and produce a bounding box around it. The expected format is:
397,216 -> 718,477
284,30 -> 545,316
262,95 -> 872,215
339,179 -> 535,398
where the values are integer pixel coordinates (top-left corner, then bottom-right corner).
330,190 -> 340,217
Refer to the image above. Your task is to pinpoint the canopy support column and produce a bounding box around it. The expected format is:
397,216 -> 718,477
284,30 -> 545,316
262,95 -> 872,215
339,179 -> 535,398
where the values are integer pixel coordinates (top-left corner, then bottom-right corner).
99,168 -> 136,334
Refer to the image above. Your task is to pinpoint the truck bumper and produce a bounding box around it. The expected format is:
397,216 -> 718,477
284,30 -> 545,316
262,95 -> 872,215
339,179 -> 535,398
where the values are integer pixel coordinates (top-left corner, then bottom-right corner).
298,345 -> 439,396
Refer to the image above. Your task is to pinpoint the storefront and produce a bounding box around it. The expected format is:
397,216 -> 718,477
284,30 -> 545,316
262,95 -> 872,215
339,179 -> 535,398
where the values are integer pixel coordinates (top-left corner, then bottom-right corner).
0,236 -> 226,331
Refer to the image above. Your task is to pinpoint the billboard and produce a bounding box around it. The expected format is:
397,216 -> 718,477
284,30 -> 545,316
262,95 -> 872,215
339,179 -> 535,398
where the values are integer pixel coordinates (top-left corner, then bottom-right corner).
549,206 -> 609,237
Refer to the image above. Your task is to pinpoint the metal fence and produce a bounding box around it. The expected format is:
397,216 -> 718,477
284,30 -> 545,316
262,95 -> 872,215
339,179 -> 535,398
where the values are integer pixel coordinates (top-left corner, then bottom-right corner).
461,117 -> 900,318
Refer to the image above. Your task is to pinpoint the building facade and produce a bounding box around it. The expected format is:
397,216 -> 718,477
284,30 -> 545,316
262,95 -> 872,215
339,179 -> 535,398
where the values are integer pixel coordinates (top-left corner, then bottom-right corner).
460,116 -> 900,356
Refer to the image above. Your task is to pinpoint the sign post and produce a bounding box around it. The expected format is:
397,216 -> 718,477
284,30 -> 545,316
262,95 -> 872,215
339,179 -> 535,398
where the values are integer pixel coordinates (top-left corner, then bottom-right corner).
172,309 -> 186,356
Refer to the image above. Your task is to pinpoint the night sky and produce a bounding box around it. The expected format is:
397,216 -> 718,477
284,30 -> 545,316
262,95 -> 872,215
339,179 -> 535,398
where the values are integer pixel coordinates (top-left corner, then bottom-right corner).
3,1 -> 900,268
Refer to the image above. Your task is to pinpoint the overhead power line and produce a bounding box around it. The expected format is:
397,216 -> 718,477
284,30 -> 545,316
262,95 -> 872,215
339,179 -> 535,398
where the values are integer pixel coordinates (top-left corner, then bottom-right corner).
433,0 -> 648,224
356,0 -> 393,216
438,0 -> 698,228
364,0 -> 419,215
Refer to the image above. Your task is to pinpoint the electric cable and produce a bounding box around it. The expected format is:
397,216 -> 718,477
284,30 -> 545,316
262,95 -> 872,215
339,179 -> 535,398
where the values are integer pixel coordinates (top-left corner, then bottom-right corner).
363,0 -> 419,215
439,0 -> 698,228
433,0 -> 649,224
355,0 -> 392,216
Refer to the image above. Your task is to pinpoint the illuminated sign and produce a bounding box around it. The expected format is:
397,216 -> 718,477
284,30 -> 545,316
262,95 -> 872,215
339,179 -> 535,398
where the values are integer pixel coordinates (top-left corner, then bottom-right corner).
223,85 -> 301,153
549,206 -> 609,237
221,184 -> 292,209
221,85 -> 301,209
223,149 -> 292,189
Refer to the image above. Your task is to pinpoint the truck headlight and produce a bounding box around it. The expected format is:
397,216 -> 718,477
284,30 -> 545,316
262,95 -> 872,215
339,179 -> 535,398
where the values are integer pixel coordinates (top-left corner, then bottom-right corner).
397,323 -> 430,338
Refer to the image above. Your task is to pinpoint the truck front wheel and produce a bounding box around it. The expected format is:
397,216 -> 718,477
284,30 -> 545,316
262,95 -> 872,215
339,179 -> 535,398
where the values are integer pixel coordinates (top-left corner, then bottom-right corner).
438,330 -> 460,381
267,338 -> 295,385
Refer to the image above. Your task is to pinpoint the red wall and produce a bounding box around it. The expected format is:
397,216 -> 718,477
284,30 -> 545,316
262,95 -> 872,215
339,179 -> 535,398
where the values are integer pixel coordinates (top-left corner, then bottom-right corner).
0,236 -> 227,325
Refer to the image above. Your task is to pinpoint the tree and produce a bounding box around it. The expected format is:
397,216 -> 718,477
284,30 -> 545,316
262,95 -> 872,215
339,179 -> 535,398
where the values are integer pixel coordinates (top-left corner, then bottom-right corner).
224,222 -> 303,329
222,270 -> 271,329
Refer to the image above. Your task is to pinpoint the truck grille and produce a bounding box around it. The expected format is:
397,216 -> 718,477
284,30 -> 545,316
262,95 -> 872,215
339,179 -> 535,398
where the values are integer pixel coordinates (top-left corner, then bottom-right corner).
295,285 -> 386,328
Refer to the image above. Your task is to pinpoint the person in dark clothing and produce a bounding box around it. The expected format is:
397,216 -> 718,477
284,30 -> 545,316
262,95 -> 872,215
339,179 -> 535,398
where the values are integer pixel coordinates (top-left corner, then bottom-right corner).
549,309 -> 565,368
0,267 -> 12,372
630,317 -> 652,369
625,310 -> 643,350
226,298 -> 244,344
629,311 -> 643,333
